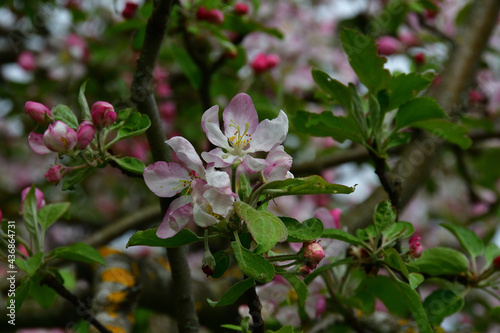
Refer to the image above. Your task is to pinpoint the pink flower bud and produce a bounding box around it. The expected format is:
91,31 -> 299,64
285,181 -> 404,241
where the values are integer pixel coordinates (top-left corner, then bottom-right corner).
18,51 -> 36,71
303,241 -> 325,266
469,90 -> 485,105
414,52 -> 426,65
44,165 -> 65,184
299,264 -> 311,275
315,295 -> 326,318
410,244 -> 423,258
122,2 -> 138,19
250,53 -> 280,73
202,253 -> 216,277
398,31 -> 419,48
234,3 -> 249,15
409,236 -> 421,247
76,120 -> 96,149
493,256 -> 500,270
25,101 -> 53,124
376,36 -> 402,56
21,186 -> 46,212
196,7 -> 209,20
330,208 -> 341,229
43,121 -> 78,153
206,9 -> 224,25
28,132 -> 52,155
18,244 -> 29,256
91,101 -> 117,127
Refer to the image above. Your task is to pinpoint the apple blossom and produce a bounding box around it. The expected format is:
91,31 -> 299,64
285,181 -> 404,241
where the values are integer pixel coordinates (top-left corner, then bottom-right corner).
143,136 -> 233,238
21,186 -> 46,212
25,101 -> 52,124
251,53 -> 281,73
261,145 -> 293,182
201,93 -> 288,173
76,120 -> 96,149
303,241 -> 325,269
43,121 -> 78,153
91,101 -> 117,127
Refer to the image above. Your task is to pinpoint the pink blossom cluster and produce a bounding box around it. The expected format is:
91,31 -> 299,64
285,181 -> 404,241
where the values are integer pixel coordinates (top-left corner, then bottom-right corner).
26,101 -> 117,184
143,93 -> 293,239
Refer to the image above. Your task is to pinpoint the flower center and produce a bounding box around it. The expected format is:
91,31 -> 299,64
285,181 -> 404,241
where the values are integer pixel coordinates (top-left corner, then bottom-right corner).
228,120 -> 252,155
174,170 -> 200,194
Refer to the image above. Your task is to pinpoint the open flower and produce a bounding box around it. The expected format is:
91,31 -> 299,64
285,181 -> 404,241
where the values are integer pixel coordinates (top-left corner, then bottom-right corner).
201,93 -> 288,172
143,136 -> 234,238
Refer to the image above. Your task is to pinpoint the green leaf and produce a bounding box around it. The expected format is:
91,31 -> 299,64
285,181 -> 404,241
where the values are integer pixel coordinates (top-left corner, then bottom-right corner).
133,27 -> 146,50
212,251 -> 231,279
387,73 -> 431,110
396,280 -> 433,333
29,274 -> 57,309
410,119 -> 472,149
441,223 -> 484,258
340,28 -> 391,92
16,252 -> 43,276
282,274 -> 308,307
49,243 -> 105,266
384,248 -> 409,279
423,288 -> 465,327
413,247 -> 469,276
22,185 -> 39,238
484,243 -> 500,265
384,131 -> 412,149
113,157 -> 146,175
280,217 -> 324,243
113,112 -> 151,143
38,202 -> 70,232
170,43 -> 202,90
53,105 -> 79,129
207,277 -> 255,307
409,273 -> 425,290
234,202 -> 287,254
9,276 -> 31,311
260,175 -> 355,198
272,326 -> 295,333
78,80 -> 91,120
312,69 -> 352,109
321,228 -> 365,247
231,241 -> 275,283
126,228 -> 203,248
395,97 -> 448,130
238,173 -> 252,202
382,221 -> 415,242
62,167 -> 94,190
374,200 -> 396,233
293,110 -> 364,144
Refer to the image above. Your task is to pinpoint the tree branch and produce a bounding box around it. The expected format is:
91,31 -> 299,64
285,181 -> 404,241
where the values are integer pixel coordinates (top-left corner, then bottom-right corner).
130,0 -> 199,332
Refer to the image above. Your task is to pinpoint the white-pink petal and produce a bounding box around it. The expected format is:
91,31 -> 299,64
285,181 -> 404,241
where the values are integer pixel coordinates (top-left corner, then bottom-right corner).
202,105 -> 230,149
242,155 -> 267,173
201,148 -> 237,168
249,110 -> 288,152
205,166 -> 231,189
157,196 -> 193,239
223,93 -> 259,139
166,136 -> 204,176
28,132 -> 52,155
193,204 -> 219,228
262,146 -> 293,182
204,187 -> 235,218
143,161 -> 190,197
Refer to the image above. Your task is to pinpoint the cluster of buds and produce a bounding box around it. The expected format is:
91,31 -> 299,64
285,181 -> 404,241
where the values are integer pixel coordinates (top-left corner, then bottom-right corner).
300,241 -> 325,274
196,7 -> 224,25
26,101 -> 117,184
408,236 -> 423,258
250,53 -> 281,73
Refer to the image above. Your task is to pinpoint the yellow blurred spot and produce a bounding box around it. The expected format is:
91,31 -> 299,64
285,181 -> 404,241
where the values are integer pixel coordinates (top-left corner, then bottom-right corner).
105,325 -> 126,333
127,312 -> 135,324
355,309 -> 363,318
107,291 -> 127,303
195,301 -> 203,311
398,319 -> 410,326
99,247 -> 123,257
101,268 -> 135,287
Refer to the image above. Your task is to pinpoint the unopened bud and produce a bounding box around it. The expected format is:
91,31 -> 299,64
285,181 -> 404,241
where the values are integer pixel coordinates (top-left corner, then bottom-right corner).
21,187 -> 46,212
376,36 -> 401,56
493,255 -> 500,270
122,2 -> 138,19
414,52 -> 426,65
44,165 -> 67,184
202,253 -> 216,277
76,120 -> 96,149
91,101 -> 116,127
43,121 -> 78,153
25,101 -> 53,124
18,51 -> 36,71
234,3 -> 249,15
303,241 -> 325,266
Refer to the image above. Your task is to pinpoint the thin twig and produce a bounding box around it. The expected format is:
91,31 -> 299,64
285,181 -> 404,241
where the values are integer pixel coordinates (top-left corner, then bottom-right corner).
41,274 -> 112,333
244,284 -> 265,333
